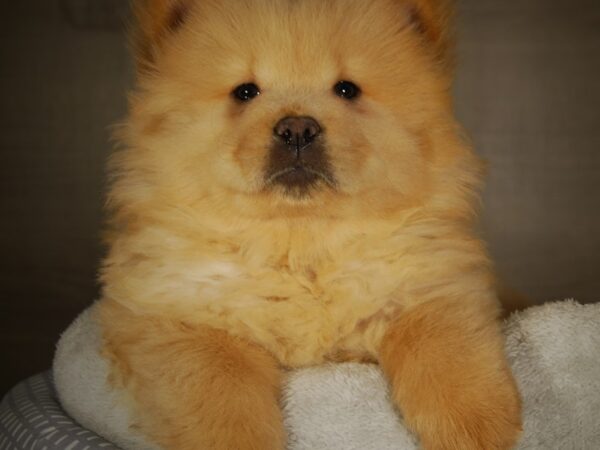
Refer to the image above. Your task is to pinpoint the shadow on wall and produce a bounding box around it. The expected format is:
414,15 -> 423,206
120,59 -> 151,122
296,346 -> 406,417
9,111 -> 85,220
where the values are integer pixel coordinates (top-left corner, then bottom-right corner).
0,0 -> 133,395
60,0 -> 130,30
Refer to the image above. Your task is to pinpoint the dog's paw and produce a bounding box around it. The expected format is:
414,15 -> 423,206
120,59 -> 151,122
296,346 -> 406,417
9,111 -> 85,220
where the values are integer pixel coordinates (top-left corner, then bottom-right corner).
418,386 -> 522,450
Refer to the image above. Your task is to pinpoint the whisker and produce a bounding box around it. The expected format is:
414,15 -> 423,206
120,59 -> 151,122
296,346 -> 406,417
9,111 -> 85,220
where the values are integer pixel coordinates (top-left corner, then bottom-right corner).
265,167 -> 296,185
303,168 -> 338,188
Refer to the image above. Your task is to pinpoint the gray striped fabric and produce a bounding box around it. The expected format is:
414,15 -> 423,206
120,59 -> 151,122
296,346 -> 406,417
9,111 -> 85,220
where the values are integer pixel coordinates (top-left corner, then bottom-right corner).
0,373 -> 120,450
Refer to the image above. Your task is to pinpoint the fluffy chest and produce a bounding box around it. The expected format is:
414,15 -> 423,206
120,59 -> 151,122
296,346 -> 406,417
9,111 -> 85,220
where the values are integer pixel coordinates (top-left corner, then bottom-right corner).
176,254 -> 401,365
104,222 -> 436,366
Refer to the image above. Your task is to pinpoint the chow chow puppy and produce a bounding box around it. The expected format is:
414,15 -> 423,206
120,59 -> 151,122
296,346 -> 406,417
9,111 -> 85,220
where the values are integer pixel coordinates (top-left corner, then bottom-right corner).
98,0 -> 522,448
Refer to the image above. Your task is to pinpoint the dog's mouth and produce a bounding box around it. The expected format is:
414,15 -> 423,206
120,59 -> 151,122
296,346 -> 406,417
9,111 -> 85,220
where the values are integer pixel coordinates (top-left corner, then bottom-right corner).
267,164 -> 335,187
265,163 -> 337,197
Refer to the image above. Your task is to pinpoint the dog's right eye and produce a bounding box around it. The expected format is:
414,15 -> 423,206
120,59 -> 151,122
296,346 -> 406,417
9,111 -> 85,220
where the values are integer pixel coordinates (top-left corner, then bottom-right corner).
334,81 -> 361,101
232,83 -> 261,102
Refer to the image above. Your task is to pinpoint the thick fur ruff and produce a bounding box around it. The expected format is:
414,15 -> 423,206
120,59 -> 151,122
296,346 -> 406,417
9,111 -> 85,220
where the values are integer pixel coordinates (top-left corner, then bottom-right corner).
98,0 -> 522,448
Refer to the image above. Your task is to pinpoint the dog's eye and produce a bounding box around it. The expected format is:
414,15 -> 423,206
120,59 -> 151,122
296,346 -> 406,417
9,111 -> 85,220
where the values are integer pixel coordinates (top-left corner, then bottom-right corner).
232,83 -> 261,102
334,81 -> 361,100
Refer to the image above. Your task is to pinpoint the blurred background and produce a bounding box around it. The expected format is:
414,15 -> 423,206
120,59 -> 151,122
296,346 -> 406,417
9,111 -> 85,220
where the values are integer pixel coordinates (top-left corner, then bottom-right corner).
1,0 -> 599,395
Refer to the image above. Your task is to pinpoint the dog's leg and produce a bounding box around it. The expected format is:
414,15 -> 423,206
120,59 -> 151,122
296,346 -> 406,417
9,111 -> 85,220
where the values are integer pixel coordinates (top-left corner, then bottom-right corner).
378,297 -> 522,450
100,301 -> 286,450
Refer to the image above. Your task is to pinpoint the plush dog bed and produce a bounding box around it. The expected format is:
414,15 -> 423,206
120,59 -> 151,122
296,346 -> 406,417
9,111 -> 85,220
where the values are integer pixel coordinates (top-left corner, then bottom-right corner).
0,372 -> 118,450
1,300 -> 599,450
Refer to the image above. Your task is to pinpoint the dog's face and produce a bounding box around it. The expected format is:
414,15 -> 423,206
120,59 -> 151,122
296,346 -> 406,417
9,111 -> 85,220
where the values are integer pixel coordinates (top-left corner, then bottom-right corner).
120,0 -> 457,220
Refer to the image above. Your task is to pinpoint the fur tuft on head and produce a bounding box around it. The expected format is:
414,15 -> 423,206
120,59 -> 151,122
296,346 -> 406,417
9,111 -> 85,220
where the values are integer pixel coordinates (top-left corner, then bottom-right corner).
130,0 -> 194,71
402,0 -> 456,67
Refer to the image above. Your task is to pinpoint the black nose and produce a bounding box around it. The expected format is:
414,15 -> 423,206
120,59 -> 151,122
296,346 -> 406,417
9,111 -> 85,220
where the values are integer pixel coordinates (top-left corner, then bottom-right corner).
273,116 -> 321,152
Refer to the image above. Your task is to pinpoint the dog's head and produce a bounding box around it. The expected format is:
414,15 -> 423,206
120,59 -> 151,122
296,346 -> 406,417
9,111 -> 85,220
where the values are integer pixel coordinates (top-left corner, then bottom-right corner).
113,0 -> 471,222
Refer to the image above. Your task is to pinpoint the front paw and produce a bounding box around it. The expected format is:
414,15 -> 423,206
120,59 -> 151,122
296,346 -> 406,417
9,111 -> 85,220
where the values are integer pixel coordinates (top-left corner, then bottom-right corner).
378,298 -> 523,450
417,379 -> 522,450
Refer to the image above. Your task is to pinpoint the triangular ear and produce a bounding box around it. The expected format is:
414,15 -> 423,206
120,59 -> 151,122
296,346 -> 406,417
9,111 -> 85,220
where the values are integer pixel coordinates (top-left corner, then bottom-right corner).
403,0 -> 455,67
130,0 -> 194,71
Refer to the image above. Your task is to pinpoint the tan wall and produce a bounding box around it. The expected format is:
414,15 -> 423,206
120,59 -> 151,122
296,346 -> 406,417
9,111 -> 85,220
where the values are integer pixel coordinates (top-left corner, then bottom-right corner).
456,0 -> 600,304
1,0 -> 598,393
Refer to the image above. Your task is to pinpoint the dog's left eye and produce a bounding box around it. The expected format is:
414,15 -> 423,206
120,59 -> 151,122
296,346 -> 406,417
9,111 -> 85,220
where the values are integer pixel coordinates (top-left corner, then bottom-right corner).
334,80 -> 361,100
232,83 -> 261,102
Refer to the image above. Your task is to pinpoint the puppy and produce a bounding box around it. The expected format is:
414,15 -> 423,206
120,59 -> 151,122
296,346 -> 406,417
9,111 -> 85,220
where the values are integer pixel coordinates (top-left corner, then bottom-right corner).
99,0 -> 522,448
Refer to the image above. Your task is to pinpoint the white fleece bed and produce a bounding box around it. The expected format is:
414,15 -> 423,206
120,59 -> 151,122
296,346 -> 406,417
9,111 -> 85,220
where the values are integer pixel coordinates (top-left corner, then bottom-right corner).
2,300 -> 598,450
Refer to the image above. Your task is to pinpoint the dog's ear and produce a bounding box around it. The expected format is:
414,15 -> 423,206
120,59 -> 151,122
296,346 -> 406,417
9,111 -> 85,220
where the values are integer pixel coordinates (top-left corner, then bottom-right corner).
402,0 -> 455,67
130,0 -> 194,71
